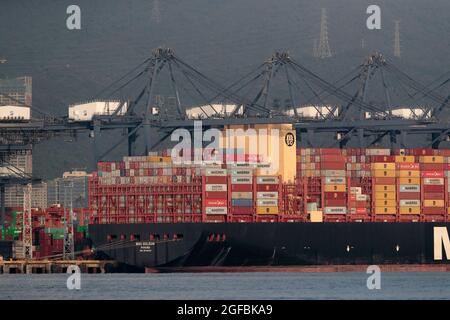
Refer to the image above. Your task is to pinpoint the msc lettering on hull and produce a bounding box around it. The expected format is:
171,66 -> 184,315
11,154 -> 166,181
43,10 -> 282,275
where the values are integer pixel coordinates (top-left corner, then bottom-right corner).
434,227 -> 450,260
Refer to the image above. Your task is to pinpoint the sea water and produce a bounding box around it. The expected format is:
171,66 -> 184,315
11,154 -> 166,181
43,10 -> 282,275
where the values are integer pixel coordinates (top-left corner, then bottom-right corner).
0,272 -> 449,300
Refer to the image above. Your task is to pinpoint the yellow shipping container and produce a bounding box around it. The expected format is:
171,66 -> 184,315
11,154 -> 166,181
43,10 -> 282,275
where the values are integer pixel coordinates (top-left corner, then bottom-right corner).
395,156 -> 415,163
324,185 -> 346,192
310,211 -> 323,222
375,185 -> 396,192
419,156 -> 444,163
375,199 -> 397,207
374,206 -> 397,215
448,207 -> 450,214
372,163 -> 396,170
399,177 -> 420,185
399,207 -> 421,215
398,170 -> 420,178
147,156 -> 172,163
423,200 -> 444,207
256,206 -> 279,215
375,192 -> 396,200
372,170 -> 396,178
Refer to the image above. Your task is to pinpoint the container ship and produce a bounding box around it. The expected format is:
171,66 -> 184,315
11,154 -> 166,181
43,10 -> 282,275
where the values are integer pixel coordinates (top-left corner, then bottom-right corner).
85,124 -> 450,271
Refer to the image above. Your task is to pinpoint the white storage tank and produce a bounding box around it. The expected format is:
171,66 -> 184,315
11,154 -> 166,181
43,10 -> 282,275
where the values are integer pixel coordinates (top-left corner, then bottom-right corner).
365,108 -> 429,119
284,105 -> 339,118
391,108 -> 429,119
68,100 -> 128,121
186,103 -> 242,118
0,105 -> 31,121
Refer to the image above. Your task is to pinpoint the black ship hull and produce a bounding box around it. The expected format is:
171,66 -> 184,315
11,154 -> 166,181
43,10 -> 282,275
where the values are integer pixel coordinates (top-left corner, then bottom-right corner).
88,223 -> 450,272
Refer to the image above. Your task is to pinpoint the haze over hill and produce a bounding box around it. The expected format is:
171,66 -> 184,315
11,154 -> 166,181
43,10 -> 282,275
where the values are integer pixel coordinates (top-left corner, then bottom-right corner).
0,0 -> 449,178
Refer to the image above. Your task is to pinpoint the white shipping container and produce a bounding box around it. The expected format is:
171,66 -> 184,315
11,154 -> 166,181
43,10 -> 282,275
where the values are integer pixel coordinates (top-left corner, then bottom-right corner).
256,176 -> 279,184
231,176 -> 252,184
322,170 -> 346,177
324,207 -> 347,214
356,194 -> 367,201
204,168 -> 227,176
227,162 -> 257,168
399,185 -> 420,192
205,207 -> 227,215
324,177 -> 346,184
256,191 -> 279,199
205,184 -> 227,192
230,169 -> 253,176
399,200 -> 420,207
350,187 -> 362,195
256,199 -> 278,207
423,178 -> 444,185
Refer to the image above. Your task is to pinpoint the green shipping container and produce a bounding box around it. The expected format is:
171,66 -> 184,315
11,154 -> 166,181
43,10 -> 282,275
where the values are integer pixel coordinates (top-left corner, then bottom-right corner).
76,225 -> 88,233
52,233 -> 65,240
46,228 -> 65,234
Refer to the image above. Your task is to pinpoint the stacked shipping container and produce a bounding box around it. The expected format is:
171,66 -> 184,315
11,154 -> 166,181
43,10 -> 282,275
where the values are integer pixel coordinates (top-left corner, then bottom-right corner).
321,150 -> 347,220
87,148 -> 450,224
255,176 -> 280,222
420,155 -> 445,217
397,156 -> 421,216
203,168 -> 228,222
228,164 -> 254,221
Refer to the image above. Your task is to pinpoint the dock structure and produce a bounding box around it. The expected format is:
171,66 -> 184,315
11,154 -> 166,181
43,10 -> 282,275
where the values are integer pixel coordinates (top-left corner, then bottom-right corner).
0,260 -> 118,274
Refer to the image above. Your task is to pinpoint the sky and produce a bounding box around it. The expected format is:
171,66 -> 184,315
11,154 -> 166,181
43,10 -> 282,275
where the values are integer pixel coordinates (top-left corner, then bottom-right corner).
0,0 -> 449,178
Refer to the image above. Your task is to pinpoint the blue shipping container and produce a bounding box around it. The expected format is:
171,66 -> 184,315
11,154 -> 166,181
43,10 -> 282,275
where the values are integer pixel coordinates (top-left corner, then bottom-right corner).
231,199 -> 253,207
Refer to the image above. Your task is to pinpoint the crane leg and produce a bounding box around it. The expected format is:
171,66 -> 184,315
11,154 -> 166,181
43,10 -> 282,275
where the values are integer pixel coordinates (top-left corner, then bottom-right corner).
0,184 -> 5,225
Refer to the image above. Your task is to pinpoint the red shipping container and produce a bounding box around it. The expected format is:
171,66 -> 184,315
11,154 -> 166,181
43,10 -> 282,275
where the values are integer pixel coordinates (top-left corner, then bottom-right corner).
205,191 -> 227,199
422,207 -> 445,215
356,207 -> 368,214
423,193 -> 444,200
412,149 -> 434,156
320,155 -> 346,162
371,155 -> 396,162
324,199 -> 347,206
205,176 -> 227,184
320,162 -> 346,170
398,192 -> 421,200
230,207 -> 254,215
324,192 -> 347,200
205,199 -> 227,207
374,177 -> 396,184
422,185 -> 445,193
420,163 -> 444,171
256,184 -> 279,192
348,201 -> 370,208
420,171 -> 444,178
319,149 -> 343,155
446,163 -> 450,170
231,184 -> 253,192
397,163 -> 420,170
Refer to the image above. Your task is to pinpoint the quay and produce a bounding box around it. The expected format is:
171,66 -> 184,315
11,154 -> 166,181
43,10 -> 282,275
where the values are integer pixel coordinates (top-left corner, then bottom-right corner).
0,260 -> 118,274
